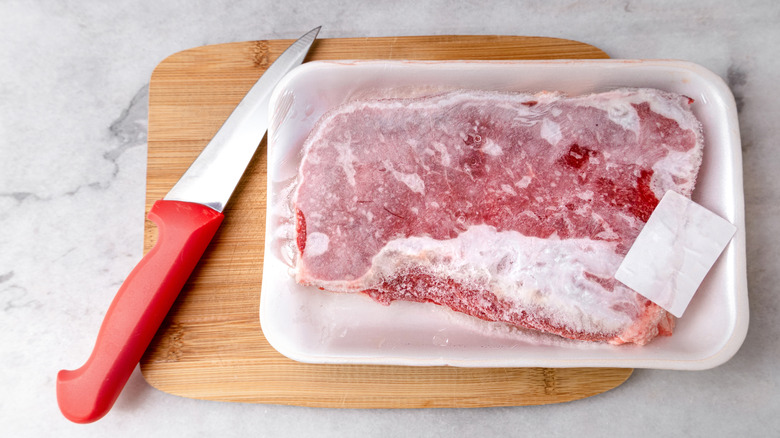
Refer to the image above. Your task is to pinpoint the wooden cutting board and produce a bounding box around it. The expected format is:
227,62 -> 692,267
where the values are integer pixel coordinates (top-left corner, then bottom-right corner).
140,35 -> 633,408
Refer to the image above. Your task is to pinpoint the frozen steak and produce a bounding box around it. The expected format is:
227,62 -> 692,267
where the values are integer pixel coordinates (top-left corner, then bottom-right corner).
291,88 -> 703,345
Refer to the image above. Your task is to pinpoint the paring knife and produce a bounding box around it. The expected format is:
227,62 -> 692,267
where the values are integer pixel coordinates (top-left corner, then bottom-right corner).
56,27 -> 320,424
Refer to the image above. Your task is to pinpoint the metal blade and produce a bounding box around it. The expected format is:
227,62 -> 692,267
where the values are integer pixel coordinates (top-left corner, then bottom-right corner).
164,27 -> 320,212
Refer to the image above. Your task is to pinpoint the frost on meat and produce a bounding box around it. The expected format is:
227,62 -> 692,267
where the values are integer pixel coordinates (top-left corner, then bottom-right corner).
291,88 -> 703,345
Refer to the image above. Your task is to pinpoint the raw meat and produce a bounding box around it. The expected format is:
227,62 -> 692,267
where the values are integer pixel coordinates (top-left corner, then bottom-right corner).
291,88 -> 703,345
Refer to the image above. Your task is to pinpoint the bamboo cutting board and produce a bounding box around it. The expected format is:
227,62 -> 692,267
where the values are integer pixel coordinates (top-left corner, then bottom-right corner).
140,35 -> 633,408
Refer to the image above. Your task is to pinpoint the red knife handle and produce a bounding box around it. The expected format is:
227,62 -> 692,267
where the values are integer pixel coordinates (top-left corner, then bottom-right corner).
56,200 -> 224,423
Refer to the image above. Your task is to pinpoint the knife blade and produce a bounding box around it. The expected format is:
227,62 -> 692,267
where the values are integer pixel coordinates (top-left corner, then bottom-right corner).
56,27 -> 320,424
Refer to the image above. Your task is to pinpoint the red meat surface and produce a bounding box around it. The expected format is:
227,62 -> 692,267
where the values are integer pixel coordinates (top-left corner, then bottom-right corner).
291,88 -> 702,345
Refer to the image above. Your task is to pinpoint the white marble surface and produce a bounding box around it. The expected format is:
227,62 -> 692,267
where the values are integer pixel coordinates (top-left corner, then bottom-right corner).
2,1 -> 778,436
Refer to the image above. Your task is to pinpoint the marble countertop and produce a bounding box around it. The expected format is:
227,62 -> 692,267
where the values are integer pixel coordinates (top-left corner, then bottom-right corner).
2,1 -> 778,436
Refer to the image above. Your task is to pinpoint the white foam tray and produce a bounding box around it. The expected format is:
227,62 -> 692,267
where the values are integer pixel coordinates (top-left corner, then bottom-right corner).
260,60 -> 747,370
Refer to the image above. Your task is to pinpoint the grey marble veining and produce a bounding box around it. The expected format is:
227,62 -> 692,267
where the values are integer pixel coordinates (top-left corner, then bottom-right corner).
2,1 -> 779,436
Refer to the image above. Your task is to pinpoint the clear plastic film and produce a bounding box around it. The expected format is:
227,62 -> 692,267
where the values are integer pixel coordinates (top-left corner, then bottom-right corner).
260,60 -> 747,370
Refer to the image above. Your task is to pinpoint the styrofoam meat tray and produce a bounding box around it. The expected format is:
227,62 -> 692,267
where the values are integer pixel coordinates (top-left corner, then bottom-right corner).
260,60 -> 747,370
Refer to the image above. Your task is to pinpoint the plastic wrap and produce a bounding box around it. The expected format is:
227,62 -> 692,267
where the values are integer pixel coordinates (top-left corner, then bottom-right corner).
260,60 -> 747,370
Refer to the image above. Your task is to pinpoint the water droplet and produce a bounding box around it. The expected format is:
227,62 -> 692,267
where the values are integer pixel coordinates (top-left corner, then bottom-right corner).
432,330 -> 449,347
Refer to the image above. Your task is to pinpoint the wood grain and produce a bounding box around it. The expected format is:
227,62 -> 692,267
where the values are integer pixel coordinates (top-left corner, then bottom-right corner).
140,35 -> 632,408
